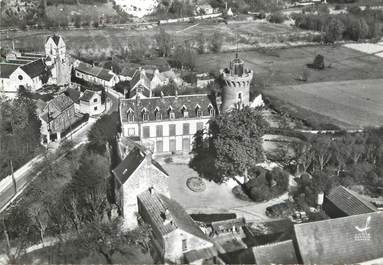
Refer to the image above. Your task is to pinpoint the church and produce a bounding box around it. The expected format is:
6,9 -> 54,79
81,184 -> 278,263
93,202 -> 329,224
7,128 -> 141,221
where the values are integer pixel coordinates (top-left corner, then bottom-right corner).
0,34 -> 70,98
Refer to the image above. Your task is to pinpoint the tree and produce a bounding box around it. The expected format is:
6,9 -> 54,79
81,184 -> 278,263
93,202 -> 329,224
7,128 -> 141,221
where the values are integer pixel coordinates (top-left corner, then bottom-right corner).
323,17 -> 345,43
267,11 -> 286,24
196,32 -> 207,54
74,221 -> 151,264
172,41 -> 196,70
155,28 -> 173,57
208,106 -> 268,183
210,32 -> 223,53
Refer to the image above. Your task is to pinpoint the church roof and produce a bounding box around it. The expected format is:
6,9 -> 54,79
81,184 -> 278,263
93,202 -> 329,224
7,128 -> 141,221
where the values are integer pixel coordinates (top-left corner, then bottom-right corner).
20,59 -> 48,78
294,212 -> 383,264
46,35 -> 62,46
138,189 -> 211,241
0,63 -> 19,78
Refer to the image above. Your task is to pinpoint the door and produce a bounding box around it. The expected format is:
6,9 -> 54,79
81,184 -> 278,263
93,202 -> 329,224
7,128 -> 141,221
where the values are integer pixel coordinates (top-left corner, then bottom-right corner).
156,140 -> 163,153
169,139 -> 176,153
182,138 -> 190,153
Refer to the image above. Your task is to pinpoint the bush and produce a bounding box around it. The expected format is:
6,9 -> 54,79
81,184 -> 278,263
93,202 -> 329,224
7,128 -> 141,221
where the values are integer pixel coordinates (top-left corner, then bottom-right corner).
267,11 -> 286,24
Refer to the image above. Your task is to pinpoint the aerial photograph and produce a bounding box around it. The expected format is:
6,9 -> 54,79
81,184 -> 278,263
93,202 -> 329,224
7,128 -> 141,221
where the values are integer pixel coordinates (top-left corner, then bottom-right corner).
0,0 -> 382,264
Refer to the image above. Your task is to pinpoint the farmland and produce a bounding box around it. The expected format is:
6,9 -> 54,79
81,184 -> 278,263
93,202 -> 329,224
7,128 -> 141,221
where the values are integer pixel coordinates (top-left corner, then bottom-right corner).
195,45 -> 383,87
263,79 -> 383,129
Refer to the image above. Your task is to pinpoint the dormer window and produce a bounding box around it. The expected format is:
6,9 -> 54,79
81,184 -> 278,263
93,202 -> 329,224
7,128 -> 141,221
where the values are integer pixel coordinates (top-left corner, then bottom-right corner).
181,106 -> 188,118
168,107 -> 175,120
154,107 -> 162,120
142,109 -> 149,121
208,105 -> 215,117
238,92 -> 242,101
127,110 -> 134,122
195,105 -> 202,117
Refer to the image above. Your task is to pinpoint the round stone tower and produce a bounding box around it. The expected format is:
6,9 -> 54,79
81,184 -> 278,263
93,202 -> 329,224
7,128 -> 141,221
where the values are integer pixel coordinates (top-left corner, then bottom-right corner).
221,53 -> 253,112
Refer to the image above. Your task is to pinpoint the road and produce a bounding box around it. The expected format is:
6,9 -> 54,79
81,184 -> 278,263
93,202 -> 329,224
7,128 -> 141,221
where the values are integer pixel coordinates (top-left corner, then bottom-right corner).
0,91 -> 120,213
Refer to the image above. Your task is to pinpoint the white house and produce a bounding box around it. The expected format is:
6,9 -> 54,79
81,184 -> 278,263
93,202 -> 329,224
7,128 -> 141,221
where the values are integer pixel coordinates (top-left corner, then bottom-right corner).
0,63 -> 19,98
79,89 -> 105,116
119,94 -> 215,154
114,0 -> 159,18
74,61 -> 119,88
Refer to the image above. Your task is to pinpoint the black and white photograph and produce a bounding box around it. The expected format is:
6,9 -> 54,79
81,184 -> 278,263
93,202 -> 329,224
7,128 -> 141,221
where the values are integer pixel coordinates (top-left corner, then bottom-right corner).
0,0 -> 383,264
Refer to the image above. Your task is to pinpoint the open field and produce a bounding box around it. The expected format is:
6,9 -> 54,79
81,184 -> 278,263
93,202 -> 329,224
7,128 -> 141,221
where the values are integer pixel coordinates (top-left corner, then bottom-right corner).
195,45 -> 383,86
264,79 -> 383,129
0,20 -> 308,54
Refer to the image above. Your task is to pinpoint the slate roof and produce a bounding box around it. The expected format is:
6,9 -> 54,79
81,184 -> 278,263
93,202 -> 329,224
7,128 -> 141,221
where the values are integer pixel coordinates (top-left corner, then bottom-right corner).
0,63 -> 19,78
20,59 -> 48,78
112,147 -> 168,184
138,189 -> 211,241
41,93 -> 74,123
21,53 -> 45,58
325,185 -> 377,217
79,90 -> 97,102
64,88 -> 81,103
251,240 -> 298,265
294,212 -> 383,264
46,35 -> 62,46
6,59 -> 34,65
120,94 -> 214,123
130,69 -> 151,90
75,62 -> 115,81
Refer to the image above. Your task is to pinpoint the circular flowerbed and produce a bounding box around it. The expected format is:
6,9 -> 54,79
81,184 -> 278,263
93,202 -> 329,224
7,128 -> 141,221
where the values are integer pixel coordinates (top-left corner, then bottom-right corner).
186,177 -> 206,192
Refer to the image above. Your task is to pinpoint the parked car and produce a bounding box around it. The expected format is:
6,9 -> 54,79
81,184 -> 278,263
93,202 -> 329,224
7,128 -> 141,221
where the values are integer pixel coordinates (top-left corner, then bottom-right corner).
266,202 -> 293,218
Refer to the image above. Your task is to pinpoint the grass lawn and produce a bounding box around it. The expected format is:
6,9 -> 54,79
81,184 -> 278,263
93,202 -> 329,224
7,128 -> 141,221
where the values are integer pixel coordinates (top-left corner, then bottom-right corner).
264,79 -> 383,129
195,45 -> 383,86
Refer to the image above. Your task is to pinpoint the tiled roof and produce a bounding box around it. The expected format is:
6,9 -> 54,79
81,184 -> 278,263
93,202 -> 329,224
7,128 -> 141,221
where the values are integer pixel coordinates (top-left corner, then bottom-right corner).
20,59 -> 48,78
79,89 -> 97,102
130,69 -> 151,90
42,93 -> 74,122
138,189 -> 211,241
75,62 -> 115,81
251,240 -> 298,265
294,212 -> 383,264
112,147 -> 168,184
325,185 -> 377,216
120,94 -> 214,123
0,63 -> 19,78
184,247 -> 218,263
6,59 -> 34,65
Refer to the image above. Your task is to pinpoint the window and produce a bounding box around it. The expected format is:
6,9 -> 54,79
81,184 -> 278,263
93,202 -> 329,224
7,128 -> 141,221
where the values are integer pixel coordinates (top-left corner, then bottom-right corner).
93,98 -> 98,103
154,108 -> 162,120
208,106 -> 215,116
238,92 -> 242,100
181,106 -> 188,118
94,106 -> 97,111
127,111 -> 134,122
169,124 -> 176,136
197,122 -> 204,131
128,128 -> 135,136
156,125 -> 163,137
143,126 -> 150,138
169,112 -> 175,120
183,123 -> 190,135
142,111 -> 149,121
182,239 -> 188,252
196,106 -> 202,117
18,75 -> 23,80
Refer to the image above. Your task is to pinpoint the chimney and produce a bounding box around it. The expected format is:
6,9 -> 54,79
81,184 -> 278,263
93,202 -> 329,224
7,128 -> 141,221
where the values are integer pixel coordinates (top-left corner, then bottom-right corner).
148,186 -> 154,195
162,208 -> 173,225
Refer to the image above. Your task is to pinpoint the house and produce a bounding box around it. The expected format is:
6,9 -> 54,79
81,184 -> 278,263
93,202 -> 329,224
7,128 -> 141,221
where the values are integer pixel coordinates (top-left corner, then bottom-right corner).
112,147 -> 169,229
39,93 -> 83,144
129,68 -> 152,98
196,73 -> 214,88
0,63 -> 20,98
238,240 -> 298,264
79,89 -> 104,116
323,185 -> 378,218
64,88 -> 81,112
294,212 -> 383,264
137,188 -> 215,264
196,4 -> 215,15
114,0 -> 159,18
119,94 -> 215,154
73,61 -> 119,88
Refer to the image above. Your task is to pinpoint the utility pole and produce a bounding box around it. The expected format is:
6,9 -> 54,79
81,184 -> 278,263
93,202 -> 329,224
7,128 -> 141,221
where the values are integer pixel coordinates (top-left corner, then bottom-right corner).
10,160 -> 16,194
